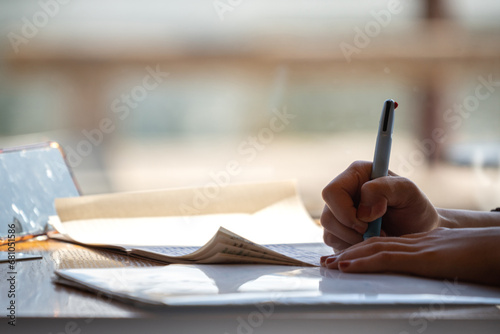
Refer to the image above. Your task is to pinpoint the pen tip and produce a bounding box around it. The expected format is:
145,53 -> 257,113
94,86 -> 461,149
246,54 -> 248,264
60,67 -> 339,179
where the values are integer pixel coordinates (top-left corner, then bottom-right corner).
394,101 -> 398,109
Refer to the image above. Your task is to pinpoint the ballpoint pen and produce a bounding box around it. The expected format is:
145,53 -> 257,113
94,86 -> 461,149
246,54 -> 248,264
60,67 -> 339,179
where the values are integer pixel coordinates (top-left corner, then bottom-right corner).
363,99 -> 397,240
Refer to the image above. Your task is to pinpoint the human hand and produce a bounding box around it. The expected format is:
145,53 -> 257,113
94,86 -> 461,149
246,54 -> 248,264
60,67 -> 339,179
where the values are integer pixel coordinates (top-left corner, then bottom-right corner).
321,161 -> 440,250
320,227 -> 500,286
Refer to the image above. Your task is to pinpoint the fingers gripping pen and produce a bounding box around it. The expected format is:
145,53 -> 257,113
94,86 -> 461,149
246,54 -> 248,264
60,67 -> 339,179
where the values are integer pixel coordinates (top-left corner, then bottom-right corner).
363,99 -> 397,240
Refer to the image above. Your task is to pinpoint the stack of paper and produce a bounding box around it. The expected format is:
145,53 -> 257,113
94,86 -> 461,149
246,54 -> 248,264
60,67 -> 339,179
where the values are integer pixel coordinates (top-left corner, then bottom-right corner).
55,264 -> 500,307
50,180 -> 326,266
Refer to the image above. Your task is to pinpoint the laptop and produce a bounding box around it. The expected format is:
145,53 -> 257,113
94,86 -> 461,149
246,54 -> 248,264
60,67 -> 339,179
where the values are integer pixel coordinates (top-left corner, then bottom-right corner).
0,141 -> 81,245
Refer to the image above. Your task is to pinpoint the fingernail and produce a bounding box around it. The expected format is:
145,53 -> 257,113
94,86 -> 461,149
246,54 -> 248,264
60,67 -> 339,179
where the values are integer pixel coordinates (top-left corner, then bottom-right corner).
339,260 -> 351,271
320,254 -> 334,264
325,256 -> 337,264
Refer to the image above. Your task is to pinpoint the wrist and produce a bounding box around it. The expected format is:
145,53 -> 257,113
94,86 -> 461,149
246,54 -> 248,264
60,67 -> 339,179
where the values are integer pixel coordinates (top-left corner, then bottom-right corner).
436,208 -> 500,228
436,208 -> 460,229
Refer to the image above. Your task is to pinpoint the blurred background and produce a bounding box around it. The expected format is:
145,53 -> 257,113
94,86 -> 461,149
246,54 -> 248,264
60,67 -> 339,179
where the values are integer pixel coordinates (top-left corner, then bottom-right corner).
0,0 -> 499,217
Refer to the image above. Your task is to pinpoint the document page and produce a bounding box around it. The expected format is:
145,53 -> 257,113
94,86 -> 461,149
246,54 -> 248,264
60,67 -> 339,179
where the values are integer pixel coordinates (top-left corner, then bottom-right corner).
53,181 -> 323,247
54,264 -> 500,307
132,227 -> 317,266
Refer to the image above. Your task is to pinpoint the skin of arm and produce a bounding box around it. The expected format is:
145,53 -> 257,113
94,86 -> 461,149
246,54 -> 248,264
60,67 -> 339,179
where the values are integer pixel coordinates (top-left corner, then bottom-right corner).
437,208 -> 500,229
320,160 -> 500,286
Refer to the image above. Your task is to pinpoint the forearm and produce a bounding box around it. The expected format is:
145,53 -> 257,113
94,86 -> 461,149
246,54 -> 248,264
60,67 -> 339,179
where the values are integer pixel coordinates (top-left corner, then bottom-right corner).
437,208 -> 500,229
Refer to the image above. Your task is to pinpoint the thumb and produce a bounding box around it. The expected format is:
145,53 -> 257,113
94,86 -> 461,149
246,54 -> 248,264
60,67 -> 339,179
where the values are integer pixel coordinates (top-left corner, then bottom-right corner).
356,176 -> 405,222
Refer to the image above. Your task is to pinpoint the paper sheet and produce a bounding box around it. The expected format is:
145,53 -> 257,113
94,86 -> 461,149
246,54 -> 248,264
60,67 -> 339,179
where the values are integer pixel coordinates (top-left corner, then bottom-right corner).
130,227 -> 317,266
55,264 -> 500,307
53,181 -> 324,246
55,180 -> 299,221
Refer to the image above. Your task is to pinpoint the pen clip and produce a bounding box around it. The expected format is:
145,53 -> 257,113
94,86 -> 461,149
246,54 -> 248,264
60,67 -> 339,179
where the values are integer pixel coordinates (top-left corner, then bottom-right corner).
380,99 -> 395,134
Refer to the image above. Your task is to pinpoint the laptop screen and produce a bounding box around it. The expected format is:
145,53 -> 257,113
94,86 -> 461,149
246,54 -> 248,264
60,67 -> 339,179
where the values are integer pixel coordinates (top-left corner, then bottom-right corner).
0,142 -> 80,241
